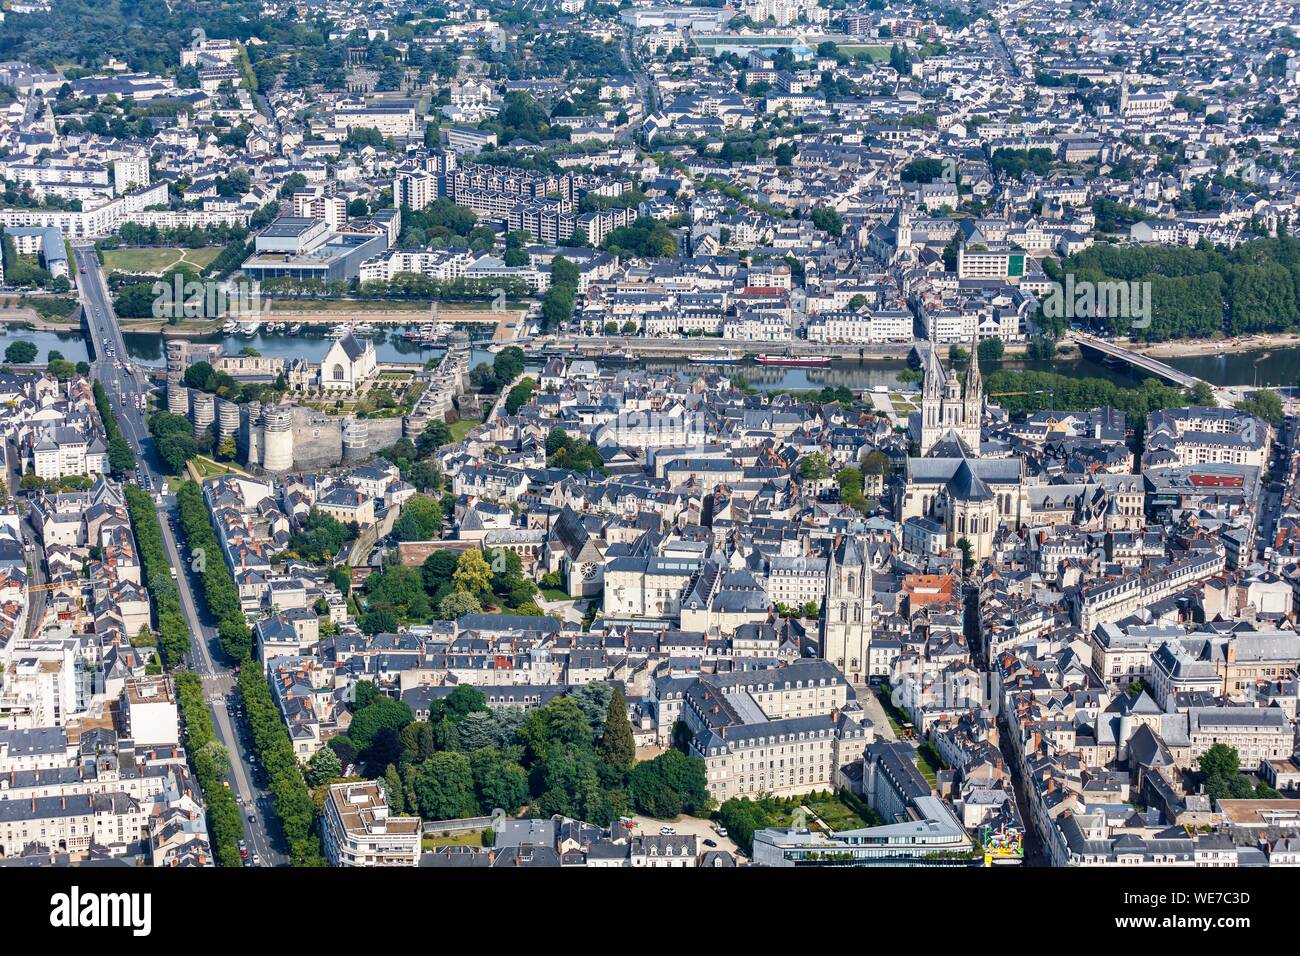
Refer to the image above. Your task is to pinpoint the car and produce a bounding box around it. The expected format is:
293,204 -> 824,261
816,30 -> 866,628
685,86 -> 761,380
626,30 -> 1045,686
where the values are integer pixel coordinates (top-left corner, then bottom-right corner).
223,780 -> 230,788
247,813 -> 256,822
715,827 -> 728,838
251,854 -> 260,866
703,839 -> 717,848
659,826 -> 675,835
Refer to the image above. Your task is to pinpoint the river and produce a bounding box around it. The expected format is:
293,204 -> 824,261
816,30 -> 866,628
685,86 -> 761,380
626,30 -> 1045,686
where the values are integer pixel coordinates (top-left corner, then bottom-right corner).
5,321 -> 1297,392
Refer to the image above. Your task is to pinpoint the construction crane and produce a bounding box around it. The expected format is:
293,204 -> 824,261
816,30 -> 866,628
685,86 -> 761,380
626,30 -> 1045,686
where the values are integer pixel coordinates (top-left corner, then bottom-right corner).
989,388 -> 1053,399
23,581 -> 84,593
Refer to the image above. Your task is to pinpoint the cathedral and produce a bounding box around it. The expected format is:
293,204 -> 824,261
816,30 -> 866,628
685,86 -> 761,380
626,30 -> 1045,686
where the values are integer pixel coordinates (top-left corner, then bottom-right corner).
821,535 -> 871,685
911,330 -> 984,457
900,332 -> 1020,563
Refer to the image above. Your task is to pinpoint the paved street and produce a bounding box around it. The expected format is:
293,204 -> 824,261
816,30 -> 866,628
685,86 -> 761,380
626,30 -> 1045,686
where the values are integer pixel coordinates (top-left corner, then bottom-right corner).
71,245 -> 287,866
856,684 -> 899,743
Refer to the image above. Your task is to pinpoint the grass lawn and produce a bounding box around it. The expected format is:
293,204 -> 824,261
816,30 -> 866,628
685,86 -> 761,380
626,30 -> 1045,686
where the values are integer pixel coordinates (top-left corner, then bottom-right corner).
874,686 -> 910,739
188,455 -> 251,480
422,830 -> 484,849
836,44 -> 890,61
804,794 -> 870,833
103,246 -> 222,274
541,587 -> 572,602
20,295 -> 79,321
916,743 -> 948,787
448,418 -> 479,443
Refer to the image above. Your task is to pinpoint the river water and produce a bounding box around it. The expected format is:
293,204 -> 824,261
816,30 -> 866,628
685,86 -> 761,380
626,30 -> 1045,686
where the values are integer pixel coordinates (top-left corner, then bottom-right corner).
6,320 -> 1297,392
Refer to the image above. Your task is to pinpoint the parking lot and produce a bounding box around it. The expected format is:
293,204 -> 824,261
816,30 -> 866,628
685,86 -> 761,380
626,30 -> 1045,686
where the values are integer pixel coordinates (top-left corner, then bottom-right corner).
628,814 -> 741,859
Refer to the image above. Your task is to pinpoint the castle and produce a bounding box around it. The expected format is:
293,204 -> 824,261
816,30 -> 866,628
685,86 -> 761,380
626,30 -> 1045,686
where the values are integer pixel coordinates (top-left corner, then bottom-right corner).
163,335 -> 469,473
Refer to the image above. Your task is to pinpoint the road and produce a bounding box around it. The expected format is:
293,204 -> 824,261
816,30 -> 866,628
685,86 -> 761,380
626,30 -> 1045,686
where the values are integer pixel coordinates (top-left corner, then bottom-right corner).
620,24 -> 654,119
71,245 -> 286,866
1256,419 -> 1289,562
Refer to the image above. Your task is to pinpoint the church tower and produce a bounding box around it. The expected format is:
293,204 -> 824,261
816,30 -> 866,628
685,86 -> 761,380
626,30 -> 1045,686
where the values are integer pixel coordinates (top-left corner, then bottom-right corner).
961,327 -> 984,452
895,203 -> 912,255
821,536 -> 871,684
916,330 -> 983,456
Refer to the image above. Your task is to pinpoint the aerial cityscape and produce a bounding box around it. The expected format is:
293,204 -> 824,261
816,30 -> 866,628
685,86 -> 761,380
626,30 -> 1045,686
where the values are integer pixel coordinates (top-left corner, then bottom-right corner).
0,0 -> 1297,899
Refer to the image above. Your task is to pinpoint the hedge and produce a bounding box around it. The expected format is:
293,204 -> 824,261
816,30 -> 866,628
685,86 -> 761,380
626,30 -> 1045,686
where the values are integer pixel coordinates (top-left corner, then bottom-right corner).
174,479 -> 252,660
238,665 -> 326,866
124,485 -> 191,664
175,672 -> 242,866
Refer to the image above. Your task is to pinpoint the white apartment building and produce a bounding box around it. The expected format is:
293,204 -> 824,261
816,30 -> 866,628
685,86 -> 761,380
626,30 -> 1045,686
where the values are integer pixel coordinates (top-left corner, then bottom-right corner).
29,425 -> 108,480
806,309 -> 913,343
322,781 -> 422,867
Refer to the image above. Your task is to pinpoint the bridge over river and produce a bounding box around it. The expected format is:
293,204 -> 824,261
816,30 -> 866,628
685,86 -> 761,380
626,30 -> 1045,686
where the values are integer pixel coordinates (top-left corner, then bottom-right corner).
1066,332 -> 1205,390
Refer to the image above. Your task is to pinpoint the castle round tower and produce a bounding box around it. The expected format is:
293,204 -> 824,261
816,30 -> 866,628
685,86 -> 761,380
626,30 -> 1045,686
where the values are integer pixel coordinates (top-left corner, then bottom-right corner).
261,405 -> 294,473
190,391 -> 215,440
216,397 -> 241,444
342,416 -> 369,464
168,380 -> 190,415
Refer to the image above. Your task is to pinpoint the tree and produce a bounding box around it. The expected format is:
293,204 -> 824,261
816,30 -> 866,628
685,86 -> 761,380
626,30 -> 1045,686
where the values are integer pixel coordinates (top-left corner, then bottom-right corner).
107,435 -> 135,474
470,747 -> 529,814
835,465 -> 870,513
48,358 -> 76,380
348,697 -> 414,752
629,750 -> 713,818
492,346 -> 526,386
355,681 -> 381,710
799,453 -> 831,480
1235,389 -> 1283,425
365,562 -> 431,621
598,687 -> 635,771
551,256 -> 579,288
394,495 -> 444,541
1198,743 -> 1240,781
438,589 -> 482,620
411,751 -> 477,819
443,684 -> 488,720
4,340 -> 37,364
423,549 -> 461,593
810,207 -> 843,237
290,508 -> 350,562
518,696 -> 592,764
977,336 -> 1004,365
304,746 -> 342,787
457,711 -> 497,752
199,740 -> 231,778
1190,381 -> 1216,405
452,548 -> 493,598
505,378 -> 536,415
956,536 -> 974,574
362,608 -> 399,634
384,764 -> 407,814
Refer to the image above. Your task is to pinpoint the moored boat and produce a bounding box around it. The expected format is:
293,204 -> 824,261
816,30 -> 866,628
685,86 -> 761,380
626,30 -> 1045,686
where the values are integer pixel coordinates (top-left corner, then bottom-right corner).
755,354 -> 831,367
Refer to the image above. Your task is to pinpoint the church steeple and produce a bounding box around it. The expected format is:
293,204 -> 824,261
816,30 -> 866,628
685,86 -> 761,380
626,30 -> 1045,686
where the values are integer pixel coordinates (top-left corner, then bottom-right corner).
964,328 -> 982,402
